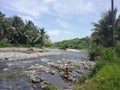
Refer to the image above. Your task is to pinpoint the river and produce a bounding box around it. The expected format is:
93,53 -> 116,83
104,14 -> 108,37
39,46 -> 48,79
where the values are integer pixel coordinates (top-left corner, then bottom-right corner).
0,49 -> 95,90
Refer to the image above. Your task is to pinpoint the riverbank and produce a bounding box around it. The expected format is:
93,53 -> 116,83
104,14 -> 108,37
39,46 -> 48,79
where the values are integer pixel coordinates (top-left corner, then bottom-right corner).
0,48 -> 95,90
0,48 -> 87,61
0,48 -> 61,61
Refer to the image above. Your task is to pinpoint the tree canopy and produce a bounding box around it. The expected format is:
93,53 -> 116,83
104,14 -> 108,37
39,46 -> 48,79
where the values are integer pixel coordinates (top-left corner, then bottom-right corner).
91,9 -> 120,47
0,11 -> 51,47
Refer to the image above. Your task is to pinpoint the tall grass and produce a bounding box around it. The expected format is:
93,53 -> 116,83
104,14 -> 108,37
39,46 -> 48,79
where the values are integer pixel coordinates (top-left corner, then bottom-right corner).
74,64 -> 120,90
74,42 -> 120,90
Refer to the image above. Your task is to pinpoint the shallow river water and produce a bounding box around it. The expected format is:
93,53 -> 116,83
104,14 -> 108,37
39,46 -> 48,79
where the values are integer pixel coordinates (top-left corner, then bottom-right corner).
0,50 -> 89,90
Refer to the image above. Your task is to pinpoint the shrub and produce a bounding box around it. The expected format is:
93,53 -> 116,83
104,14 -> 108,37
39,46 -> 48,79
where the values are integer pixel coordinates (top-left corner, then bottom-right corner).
89,45 -> 103,61
115,42 -> 120,57
90,47 -> 118,77
0,40 -> 12,47
101,48 -> 118,63
74,64 -> 120,90
77,74 -> 89,84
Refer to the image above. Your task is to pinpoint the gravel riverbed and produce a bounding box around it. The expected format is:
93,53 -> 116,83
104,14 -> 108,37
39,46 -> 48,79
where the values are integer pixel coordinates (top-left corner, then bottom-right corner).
0,48 -> 95,90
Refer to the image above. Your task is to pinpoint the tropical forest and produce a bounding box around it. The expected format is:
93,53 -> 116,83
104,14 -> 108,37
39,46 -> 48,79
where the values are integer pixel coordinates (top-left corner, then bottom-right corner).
0,0 -> 120,90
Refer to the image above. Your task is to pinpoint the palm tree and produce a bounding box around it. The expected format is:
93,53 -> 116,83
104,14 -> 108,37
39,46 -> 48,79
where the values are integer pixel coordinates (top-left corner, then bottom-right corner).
39,28 -> 46,46
91,9 -> 120,47
11,15 -> 26,43
0,12 -> 5,41
0,11 -> 51,47
111,0 -> 115,46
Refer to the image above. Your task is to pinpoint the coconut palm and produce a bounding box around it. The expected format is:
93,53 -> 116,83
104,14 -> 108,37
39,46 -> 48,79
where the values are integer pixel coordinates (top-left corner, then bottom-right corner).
91,9 -> 120,47
39,28 -> 46,46
0,12 -> 5,41
0,11 -> 51,47
10,15 -> 26,43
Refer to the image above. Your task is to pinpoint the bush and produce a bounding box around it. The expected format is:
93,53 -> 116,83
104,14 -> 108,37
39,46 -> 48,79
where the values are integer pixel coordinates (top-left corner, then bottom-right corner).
115,42 -> 120,57
77,75 -> 89,84
101,48 -> 118,63
89,45 -> 103,61
90,47 -> 118,77
74,64 -> 120,90
59,45 -> 67,50
0,40 -> 12,47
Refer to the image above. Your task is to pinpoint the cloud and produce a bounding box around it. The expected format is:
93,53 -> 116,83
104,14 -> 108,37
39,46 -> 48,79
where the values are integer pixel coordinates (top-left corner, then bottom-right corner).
77,1 -> 95,13
1,0 -> 49,17
52,0 -> 95,15
56,19 -> 68,28
43,0 -> 57,4
47,30 -> 61,36
1,0 -> 95,17
21,15 -> 34,21
63,31 -> 73,35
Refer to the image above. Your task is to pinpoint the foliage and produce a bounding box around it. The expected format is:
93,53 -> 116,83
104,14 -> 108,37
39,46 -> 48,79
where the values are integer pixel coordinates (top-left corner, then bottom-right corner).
74,64 -> 120,90
54,37 -> 91,49
74,43 -> 120,90
91,9 -> 120,47
0,40 -> 12,47
115,41 -> 120,57
0,11 -> 51,47
77,74 -> 89,84
90,47 -> 118,77
43,83 -> 61,90
101,48 -> 118,63
89,45 -> 103,61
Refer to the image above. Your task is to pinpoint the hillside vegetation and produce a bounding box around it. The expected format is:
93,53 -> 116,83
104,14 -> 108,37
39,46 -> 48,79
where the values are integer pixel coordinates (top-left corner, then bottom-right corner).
54,37 -> 91,49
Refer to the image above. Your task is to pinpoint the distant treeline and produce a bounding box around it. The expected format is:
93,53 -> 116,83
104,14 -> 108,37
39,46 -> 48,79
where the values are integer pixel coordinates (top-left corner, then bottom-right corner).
54,37 -> 91,49
0,11 -> 51,47
54,9 -> 120,49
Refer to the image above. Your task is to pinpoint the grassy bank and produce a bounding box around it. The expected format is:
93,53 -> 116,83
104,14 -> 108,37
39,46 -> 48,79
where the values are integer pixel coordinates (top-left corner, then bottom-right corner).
74,64 -> 120,90
74,42 -> 120,90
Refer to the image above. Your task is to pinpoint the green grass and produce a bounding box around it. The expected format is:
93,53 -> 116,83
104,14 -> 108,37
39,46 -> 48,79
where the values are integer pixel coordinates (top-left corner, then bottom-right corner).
74,64 -> 120,90
43,83 -> 61,90
0,40 -> 12,47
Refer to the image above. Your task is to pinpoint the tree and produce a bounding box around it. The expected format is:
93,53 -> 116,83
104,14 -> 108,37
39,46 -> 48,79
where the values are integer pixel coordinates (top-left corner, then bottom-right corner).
10,15 -> 26,44
91,9 -> 120,47
0,12 -> 5,41
111,0 -> 115,46
0,11 -> 51,47
39,28 -> 46,46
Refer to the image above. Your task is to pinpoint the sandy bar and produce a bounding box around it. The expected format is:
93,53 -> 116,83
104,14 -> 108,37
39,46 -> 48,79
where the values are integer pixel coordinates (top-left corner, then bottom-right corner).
0,48 -> 85,61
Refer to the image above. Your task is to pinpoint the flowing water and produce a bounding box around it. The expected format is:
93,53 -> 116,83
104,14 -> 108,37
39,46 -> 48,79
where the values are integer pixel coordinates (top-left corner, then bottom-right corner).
0,50 -> 89,90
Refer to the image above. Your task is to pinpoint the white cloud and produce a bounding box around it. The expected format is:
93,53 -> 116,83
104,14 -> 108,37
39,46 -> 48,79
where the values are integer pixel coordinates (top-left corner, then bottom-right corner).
47,30 -> 60,36
1,0 -> 95,18
56,19 -> 69,28
63,31 -> 72,35
3,0 -> 49,17
43,0 -> 56,4
21,15 -> 34,21
76,1 -> 95,13
52,0 -> 95,15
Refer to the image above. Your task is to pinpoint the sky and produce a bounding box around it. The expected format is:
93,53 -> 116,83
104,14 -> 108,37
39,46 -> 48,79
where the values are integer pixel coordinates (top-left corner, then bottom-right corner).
0,0 -> 120,42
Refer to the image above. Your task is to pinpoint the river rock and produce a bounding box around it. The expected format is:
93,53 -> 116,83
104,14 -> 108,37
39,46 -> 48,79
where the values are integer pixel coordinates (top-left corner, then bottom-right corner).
68,76 -> 76,82
40,81 -> 49,89
76,69 -> 85,74
32,77 -> 40,83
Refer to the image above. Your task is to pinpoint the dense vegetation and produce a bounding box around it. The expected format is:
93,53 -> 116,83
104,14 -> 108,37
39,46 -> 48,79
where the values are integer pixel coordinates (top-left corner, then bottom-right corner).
91,8 -> 120,47
54,37 -> 91,49
0,11 -> 51,47
73,9 -> 120,90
